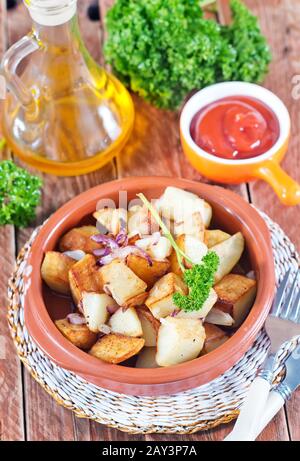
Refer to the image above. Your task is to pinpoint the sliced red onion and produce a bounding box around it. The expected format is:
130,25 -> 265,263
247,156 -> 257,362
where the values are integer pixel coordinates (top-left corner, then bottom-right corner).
99,245 -> 153,266
116,228 -> 128,246
67,313 -> 87,325
91,234 -> 119,249
205,308 -> 234,326
98,324 -> 112,335
63,250 -> 86,261
93,247 -> 111,257
106,305 -> 119,315
171,310 -> 180,317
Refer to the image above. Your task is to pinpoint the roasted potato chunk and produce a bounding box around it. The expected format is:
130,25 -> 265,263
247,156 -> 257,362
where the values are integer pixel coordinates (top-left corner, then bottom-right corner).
136,347 -> 159,368
98,260 -> 147,306
93,208 -> 128,235
174,211 -> 204,241
41,251 -> 76,295
157,186 -> 205,222
59,226 -> 101,253
55,318 -> 97,350
89,334 -> 145,364
156,317 -> 206,367
126,254 -> 170,288
145,272 -> 188,319
212,232 -> 245,284
202,323 -> 229,354
169,234 -> 207,275
108,307 -> 143,337
69,254 -> 103,305
137,306 -> 160,346
81,292 -> 117,332
128,205 -> 152,236
204,229 -> 231,248
214,274 -> 257,327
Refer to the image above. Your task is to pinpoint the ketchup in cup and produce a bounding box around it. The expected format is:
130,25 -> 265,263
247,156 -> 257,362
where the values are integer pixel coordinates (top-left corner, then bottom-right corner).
190,96 -> 280,160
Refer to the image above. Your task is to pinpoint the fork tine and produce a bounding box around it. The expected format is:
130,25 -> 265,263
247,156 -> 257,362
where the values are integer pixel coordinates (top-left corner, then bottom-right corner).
290,289 -> 300,323
281,271 -> 299,319
271,268 -> 292,316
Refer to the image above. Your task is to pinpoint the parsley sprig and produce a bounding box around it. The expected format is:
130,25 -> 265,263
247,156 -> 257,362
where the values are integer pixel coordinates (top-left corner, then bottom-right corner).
173,252 -> 219,312
0,160 -> 42,227
105,0 -> 271,110
137,193 -> 219,312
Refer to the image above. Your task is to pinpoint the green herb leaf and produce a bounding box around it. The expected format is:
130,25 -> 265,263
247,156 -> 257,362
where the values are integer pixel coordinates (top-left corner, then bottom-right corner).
173,252 -> 219,312
0,160 -> 42,227
104,0 -> 271,110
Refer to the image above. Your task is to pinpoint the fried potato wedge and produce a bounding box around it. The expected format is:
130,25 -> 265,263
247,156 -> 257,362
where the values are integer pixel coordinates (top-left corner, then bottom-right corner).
108,307 -> 143,337
212,232 -> 245,284
169,234 -> 207,273
99,259 -> 147,306
89,334 -> 145,364
202,323 -> 229,354
128,205 -> 152,236
214,274 -> 257,327
204,229 -> 231,248
69,254 -> 103,305
93,208 -> 128,235
41,251 -> 76,295
174,212 -> 204,241
59,226 -> 101,253
157,186 -> 205,222
126,254 -> 170,288
145,272 -> 188,319
136,347 -> 159,368
137,306 -> 160,346
203,201 -> 213,228
176,288 -> 217,319
55,318 -> 97,350
182,234 -> 208,268
156,317 -> 206,367
81,292 -> 116,332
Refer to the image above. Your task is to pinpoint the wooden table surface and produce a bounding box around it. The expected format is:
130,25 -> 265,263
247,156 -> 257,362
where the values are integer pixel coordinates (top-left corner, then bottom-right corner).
0,0 -> 299,442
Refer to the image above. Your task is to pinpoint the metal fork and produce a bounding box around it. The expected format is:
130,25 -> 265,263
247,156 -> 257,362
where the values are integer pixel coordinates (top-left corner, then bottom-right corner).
225,267 -> 300,441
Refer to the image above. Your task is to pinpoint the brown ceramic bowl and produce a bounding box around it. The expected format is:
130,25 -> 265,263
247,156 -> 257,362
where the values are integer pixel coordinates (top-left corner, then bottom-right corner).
24,177 -> 275,396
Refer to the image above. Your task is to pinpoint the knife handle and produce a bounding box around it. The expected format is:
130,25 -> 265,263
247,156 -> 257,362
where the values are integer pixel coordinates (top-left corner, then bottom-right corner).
252,391 -> 285,440
224,376 -> 271,441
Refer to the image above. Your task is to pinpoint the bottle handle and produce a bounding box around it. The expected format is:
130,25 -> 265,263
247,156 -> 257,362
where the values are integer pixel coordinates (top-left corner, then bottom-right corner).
1,34 -> 40,119
255,159 -> 300,206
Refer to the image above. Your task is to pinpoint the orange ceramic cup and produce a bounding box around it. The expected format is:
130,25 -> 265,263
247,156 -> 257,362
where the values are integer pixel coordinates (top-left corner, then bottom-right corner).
180,82 -> 300,206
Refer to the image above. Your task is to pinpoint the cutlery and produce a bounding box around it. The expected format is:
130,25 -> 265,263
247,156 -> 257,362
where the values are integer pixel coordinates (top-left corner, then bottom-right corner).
225,268 -> 300,441
252,341 -> 300,440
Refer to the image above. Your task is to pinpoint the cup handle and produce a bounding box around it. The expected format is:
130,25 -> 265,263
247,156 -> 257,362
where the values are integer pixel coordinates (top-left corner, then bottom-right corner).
255,159 -> 300,206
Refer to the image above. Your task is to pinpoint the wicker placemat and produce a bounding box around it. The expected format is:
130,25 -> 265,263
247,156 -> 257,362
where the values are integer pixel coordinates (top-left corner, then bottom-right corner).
7,211 -> 300,434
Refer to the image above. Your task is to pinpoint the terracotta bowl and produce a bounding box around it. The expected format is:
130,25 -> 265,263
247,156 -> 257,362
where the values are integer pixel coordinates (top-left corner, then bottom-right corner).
24,177 -> 275,396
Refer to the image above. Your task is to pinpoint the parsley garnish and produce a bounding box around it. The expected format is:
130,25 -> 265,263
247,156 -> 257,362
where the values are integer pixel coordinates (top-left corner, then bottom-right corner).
137,193 -> 219,312
0,160 -> 42,227
173,252 -> 219,312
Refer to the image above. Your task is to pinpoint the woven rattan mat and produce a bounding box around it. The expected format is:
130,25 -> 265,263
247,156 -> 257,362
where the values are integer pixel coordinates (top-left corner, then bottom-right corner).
7,211 -> 300,434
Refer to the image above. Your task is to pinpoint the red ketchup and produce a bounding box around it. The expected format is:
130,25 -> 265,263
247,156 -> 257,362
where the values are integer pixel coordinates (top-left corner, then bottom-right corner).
190,96 -> 280,160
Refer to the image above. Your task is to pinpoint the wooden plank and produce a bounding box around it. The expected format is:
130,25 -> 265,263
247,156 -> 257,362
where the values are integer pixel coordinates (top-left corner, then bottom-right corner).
244,0 -> 299,441
0,0 -> 25,441
7,0 -> 116,441
245,0 -> 300,253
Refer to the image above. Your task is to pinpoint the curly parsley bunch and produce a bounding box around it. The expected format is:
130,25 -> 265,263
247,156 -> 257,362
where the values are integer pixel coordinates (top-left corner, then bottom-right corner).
0,160 -> 42,227
104,0 -> 271,110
